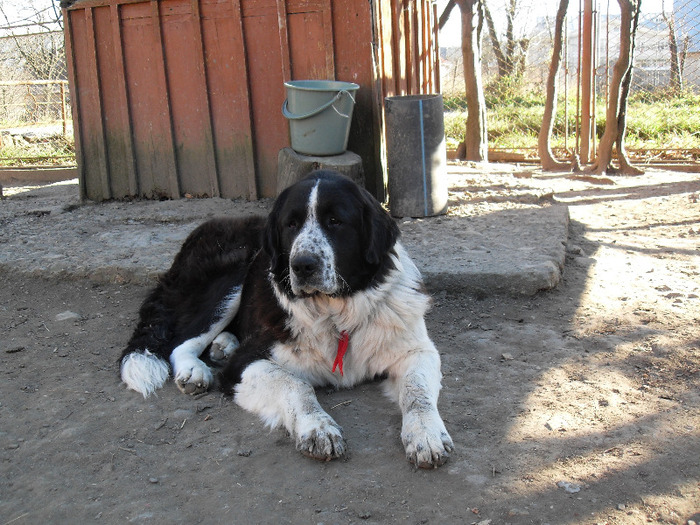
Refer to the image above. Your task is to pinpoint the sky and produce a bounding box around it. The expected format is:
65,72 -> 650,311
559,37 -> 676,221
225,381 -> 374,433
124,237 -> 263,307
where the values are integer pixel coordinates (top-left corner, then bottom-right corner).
0,0 -> 675,43
0,0 -> 62,37
436,0 -> 673,48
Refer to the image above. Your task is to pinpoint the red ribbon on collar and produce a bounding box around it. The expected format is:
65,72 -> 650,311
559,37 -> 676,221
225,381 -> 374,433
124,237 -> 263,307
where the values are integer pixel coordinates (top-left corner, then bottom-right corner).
332,331 -> 349,376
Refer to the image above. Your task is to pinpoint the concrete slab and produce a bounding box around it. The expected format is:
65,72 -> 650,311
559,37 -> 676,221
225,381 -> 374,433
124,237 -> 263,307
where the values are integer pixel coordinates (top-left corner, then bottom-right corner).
400,205 -> 569,295
0,169 -> 569,296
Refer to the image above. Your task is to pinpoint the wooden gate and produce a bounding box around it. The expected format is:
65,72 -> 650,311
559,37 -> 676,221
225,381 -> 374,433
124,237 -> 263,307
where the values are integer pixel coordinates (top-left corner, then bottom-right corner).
64,0 -> 439,201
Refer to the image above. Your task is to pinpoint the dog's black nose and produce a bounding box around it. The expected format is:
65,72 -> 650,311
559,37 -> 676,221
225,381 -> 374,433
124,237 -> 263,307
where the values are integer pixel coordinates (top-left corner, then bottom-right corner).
291,254 -> 319,279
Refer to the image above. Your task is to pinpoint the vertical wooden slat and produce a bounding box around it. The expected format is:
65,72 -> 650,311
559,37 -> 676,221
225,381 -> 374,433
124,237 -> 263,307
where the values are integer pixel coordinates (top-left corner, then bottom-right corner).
374,0 -> 388,98
84,7 -> 112,200
419,0 -> 433,93
189,0 -> 220,197
202,0 -> 257,200
403,0 -> 411,94
321,0 -> 335,77
232,0 -> 258,199
332,0 -> 383,199
426,0 -> 433,92
433,0 -> 440,93
391,0 -> 404,94
277,0 -> 291,82
418,0 -> 424,92
378,0 -> 395,98
286,0 -> 335,79
371,0 -> 390,201
62,8 -> 87,200
410,0 -> 419,93
150,0 -> 181,197
109,2 -> 138,196
241,0 -> 294,197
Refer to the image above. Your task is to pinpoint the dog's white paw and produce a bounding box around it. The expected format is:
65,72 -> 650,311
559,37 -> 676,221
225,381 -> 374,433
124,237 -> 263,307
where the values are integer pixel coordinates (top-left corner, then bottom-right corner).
209,331 -> 239,364
401,410 -> 454,469
173,358 -> 213,395
295,414 -> 346,461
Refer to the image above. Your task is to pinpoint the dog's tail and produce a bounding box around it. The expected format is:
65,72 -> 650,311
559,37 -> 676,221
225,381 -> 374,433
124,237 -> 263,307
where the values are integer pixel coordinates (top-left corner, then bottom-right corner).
119,287 -> 174,397
120,350 -> 170,397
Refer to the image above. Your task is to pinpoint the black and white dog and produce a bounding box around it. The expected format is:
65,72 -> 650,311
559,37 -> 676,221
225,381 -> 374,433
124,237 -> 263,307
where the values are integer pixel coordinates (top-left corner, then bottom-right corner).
120,170 -> 453,468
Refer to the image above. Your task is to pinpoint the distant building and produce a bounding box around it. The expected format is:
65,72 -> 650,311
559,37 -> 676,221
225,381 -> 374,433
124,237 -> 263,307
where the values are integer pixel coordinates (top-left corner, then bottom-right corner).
675,1 -> 700,90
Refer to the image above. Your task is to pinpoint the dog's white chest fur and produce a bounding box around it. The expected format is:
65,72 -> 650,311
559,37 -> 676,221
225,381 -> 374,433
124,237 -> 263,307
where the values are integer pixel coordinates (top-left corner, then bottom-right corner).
270,244 -> 432,388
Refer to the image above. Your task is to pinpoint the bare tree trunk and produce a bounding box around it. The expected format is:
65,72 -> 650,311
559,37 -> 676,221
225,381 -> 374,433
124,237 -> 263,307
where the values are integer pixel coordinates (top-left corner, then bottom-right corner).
458,0 -> 488,161
538,0 -> 571,171
483,4 -> 508,78
591,0 -> 642,175
662,0 -> 682,91
504,0 -> 517,70
615,4 -> 644,176
483,0 -> 524,79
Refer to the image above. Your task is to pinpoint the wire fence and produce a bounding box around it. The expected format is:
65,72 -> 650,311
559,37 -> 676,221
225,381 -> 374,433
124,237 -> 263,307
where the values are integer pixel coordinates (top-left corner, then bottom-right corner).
440,0 -> 700,162
0,26 -> 72,166
0,79 -> 69,129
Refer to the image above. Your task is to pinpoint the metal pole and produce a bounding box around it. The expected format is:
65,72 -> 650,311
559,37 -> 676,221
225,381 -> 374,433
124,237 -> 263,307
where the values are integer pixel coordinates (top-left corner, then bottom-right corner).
60,81 -> 67,137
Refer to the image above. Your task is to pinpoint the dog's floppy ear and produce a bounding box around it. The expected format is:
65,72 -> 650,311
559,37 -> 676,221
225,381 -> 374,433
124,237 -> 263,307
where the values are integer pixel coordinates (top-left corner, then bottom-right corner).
362,188 -> 400,265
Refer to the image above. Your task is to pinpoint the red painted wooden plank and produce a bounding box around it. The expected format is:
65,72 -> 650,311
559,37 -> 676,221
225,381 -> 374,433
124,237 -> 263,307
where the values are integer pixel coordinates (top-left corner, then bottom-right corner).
92,4 -> 136,198
62,7 -> 87,199
332,0 -> 382,197
276,0 -> 291,82
120,1 -> 179,198
150,0 -> 181,198
321,0 -> 335,77
159,0 -> 219,197
200,0 -> 257,199
189,0 -> 220,197
109,3 -> 139,196
84,7 -> 112,200
240,0 -> 291,197
287,8 -> 333,79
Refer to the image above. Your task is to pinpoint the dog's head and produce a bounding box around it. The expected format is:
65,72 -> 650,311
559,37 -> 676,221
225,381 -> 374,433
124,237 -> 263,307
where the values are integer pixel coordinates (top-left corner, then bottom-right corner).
264,170 -> 399,298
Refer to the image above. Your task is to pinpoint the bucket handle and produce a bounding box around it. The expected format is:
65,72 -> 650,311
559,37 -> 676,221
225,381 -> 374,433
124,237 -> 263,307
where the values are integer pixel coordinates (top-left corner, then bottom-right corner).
282,90 -> 355,120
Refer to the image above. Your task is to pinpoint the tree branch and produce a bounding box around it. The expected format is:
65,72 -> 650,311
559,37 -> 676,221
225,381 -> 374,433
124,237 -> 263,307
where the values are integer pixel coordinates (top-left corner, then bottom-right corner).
439,0 -> 458,30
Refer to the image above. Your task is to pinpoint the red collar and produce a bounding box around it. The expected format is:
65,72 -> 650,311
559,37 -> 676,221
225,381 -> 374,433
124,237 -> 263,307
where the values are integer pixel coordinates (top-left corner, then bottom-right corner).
332,331 -> 349,376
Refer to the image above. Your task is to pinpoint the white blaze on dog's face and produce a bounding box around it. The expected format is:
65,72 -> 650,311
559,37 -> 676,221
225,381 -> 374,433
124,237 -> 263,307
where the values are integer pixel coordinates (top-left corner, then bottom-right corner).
288,181 -> 338,296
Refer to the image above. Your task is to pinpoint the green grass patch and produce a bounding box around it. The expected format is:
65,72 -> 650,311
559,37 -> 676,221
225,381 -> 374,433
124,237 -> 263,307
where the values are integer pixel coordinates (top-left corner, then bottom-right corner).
444,89 -> 700,153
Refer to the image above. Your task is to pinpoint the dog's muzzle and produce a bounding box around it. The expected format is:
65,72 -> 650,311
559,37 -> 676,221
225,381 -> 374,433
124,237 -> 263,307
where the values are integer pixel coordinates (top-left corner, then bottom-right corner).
290,252 -> 336,296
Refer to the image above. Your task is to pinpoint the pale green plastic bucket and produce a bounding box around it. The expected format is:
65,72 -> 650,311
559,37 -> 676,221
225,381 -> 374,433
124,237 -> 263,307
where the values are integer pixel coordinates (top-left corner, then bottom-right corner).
282,80 -> 359,156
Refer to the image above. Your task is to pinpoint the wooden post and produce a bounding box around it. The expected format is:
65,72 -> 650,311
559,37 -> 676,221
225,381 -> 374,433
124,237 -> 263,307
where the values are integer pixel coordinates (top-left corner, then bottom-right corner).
580,0 -> 594,163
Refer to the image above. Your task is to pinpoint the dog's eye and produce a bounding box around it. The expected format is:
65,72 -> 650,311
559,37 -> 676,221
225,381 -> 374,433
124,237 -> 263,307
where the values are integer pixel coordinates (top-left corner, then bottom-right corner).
287,219 -> 299,231
327,216 -> 341,227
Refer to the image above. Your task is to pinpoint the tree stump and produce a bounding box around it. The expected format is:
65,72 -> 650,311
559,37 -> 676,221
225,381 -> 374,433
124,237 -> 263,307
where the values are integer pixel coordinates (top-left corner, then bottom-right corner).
276,148 -> 364,195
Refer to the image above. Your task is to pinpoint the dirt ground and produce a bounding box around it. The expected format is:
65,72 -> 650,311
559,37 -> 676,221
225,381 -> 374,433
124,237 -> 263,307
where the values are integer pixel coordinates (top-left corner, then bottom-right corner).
1,167 -> 699,524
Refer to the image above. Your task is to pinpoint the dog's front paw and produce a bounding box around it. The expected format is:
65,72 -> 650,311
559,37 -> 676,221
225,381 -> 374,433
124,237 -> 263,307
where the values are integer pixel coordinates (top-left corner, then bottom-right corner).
209,331 -> 239,364
173,358 -> 213,395
295,414 -> 346,461
402,411 -> 454,469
